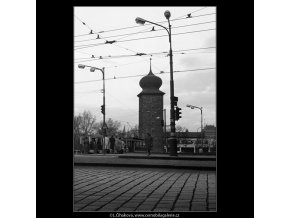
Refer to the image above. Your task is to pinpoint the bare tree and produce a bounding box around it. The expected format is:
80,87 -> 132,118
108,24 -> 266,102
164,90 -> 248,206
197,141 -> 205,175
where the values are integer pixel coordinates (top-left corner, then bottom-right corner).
176,125 -> 187,133
128,125 -> 139,138
106,118 -> 121,136
175,125 -> 187,141
94,118 -> 122,137
73,115 -> 82,149
79,111 -> 96,136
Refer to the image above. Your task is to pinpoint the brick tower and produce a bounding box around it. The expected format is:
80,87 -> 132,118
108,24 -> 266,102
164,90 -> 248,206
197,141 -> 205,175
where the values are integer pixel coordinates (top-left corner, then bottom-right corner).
137,59 -> 165,153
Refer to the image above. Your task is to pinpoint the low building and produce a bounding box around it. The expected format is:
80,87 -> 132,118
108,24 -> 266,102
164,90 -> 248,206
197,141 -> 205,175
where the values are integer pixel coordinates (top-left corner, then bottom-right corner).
203,125 -> 216,139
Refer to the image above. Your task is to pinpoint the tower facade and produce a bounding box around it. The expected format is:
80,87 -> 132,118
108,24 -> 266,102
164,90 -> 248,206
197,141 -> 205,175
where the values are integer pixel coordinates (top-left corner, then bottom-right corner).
137,61 -> 165,153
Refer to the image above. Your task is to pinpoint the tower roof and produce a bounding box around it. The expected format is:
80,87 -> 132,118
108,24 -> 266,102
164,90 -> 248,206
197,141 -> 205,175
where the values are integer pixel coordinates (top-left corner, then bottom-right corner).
138,58 -> 165,96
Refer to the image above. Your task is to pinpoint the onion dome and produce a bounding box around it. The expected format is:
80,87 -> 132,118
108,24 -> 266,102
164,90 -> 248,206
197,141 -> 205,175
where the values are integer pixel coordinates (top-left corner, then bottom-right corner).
138,59 -> 165,96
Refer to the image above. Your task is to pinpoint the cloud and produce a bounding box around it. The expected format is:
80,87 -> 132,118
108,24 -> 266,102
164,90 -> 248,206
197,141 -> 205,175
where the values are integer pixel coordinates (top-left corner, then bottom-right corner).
204,35 -> 216,47
161,69 -> 215,95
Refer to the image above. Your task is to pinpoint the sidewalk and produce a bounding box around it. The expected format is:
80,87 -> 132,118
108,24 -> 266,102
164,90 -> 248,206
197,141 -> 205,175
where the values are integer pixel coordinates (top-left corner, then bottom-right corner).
74,153 -> 216,170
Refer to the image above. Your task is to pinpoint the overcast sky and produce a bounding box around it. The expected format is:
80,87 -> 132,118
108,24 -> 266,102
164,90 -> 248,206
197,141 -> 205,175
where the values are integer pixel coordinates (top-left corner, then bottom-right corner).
74,6 -> 216,132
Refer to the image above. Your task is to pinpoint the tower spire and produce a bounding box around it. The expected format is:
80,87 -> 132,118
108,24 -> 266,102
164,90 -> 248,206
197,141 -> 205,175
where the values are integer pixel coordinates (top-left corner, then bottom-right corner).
149,57 -> 152,73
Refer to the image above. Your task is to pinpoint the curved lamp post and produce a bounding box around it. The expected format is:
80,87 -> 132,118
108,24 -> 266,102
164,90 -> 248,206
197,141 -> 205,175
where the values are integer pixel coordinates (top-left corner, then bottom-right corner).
136,10 -> 178,156
186,104 -> 204,147
78,64 -> 106,154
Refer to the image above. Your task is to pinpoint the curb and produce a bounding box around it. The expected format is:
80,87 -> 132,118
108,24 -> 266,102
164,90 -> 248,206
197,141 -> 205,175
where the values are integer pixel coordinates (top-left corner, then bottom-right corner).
118,155 -> 216,161
74,162 -> 216,170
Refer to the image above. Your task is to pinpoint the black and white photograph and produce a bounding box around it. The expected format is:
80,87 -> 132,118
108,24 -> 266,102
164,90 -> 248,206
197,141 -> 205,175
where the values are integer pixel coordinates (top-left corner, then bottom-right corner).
73,6 -> 216,213
1,0 -> 266,217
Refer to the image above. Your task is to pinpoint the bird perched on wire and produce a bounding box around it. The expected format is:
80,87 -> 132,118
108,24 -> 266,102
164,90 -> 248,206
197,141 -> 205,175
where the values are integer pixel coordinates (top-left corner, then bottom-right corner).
136,53 -> 146,56
91,55 -> 95,58
105,40 -> 116,44
151,26 -> 155,31
187,13 -> 192,18
96,34 -> 100,39
89,30 -> 93,34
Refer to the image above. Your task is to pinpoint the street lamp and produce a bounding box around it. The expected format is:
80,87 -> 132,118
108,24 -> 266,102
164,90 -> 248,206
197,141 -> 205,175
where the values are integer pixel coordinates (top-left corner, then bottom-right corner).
186,104 -> 204,147
135,10 -> 178,156
186,104 -> 203,132
78,64 -> 106,154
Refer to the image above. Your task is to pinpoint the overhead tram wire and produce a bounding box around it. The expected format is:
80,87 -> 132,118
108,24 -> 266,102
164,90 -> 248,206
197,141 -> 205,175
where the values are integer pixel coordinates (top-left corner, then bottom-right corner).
74,19 -> 154,62
74,47 -> 215,63
112,42 -> 163,72
74,20 -> 169,72
74,12 -> 215,67
74,28 -> 216,50
74,46 -> 216,63
172,7 -> 208,20
75,51 -> 215,70
74,14 -> 95,33
74,20 -> 216,43
106,54 -> 168,69
74,14 -> 215,65
74,67 -> 215,84
74,12 -> 216,38
75,26 -> 164,68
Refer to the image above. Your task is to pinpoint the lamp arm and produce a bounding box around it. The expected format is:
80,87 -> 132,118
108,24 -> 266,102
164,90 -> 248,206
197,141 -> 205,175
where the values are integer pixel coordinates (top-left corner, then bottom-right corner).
144,19 -> 170,36
83,64 -> 103,72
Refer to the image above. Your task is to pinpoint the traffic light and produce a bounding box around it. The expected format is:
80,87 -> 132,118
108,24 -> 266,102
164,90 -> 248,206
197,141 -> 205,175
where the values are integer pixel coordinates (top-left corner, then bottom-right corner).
173,96 -> 178,106
161,119 -> 164,127
175,107 -> 182,121
101,105 -> 105,115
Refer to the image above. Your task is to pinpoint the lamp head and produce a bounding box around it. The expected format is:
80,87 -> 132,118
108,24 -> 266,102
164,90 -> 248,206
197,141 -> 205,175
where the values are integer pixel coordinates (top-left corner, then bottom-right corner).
186,104 -> 191,107
90,67 -> 96,72
135,17 -> 146,25
164,10 -> 171,20
78,64 -> 86,69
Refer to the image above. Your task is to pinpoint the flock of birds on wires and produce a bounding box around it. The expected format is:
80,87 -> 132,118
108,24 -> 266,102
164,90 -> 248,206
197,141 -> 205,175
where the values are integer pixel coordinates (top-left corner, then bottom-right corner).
74,7 -> 216,86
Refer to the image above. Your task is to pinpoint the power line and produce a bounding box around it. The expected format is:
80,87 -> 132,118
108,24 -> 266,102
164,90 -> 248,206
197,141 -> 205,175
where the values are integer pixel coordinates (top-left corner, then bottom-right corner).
74,67 -> 215,84
74,28 -> 216,50
99,42 -> 163,72
74,20 -> 216,43
73,14 -> 215,64
74,15 -> 95,33
106,55 -> 168,69
74,46 -> 215,63
74,50 -> 215,65
173,7 -> 208,20
74,15 -> 149,60
74,12 -> 216,38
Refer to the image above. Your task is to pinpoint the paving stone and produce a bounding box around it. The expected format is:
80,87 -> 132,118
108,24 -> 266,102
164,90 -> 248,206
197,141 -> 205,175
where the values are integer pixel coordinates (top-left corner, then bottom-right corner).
191,203 -> 207,208
174,208 -> 190,211
153,209 -> 170,211
74,166 -> 216,212
81,206 -> 98,211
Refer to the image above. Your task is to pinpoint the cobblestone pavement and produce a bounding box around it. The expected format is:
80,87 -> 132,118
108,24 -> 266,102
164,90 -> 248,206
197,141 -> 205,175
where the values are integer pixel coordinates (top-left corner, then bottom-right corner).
74,166 -> 216,212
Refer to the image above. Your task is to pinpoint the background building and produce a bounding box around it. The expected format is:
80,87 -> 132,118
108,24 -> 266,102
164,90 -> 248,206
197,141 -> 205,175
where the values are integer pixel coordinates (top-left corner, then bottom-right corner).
203,125 -> 216,139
